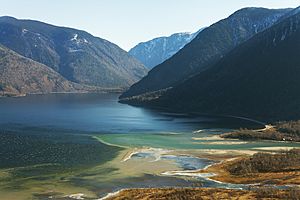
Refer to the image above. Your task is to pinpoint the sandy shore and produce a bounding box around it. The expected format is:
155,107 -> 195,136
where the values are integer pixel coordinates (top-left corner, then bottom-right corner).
193,141 -> 248,145
253,146 -> 300,151
192,135 -> 226,141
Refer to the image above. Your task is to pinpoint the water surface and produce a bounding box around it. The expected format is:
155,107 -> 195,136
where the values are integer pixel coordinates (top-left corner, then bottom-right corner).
0,93 -> 262,133
0,93 -> 298,199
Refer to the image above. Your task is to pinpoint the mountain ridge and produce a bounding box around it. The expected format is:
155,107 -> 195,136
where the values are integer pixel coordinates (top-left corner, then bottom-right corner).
120,7 -> 292,99
0,16 -> 148,88
121,7 -> 300,122
129,28 -> 204,69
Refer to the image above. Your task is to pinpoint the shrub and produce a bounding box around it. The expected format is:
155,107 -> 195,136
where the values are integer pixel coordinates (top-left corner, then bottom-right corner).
228,149 -> 300,175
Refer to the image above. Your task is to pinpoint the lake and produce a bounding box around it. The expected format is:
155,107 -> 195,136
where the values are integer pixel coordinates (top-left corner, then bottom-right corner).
0,93 -> 263,133
0,93 -> 298,199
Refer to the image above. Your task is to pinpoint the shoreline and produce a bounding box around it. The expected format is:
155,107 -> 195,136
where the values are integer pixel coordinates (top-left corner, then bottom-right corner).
199,150 -> 300,186
94,137 -> 300,199
0,90 -> 125,98
100,151 -> 300,200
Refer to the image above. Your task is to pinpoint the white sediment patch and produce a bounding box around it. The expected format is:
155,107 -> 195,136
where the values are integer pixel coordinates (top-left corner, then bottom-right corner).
64,193 -> 85,200
202,162 -> 219,170
162,170 -> 216,178
122,151 -> 135,162
122,147 -> 173,162
98,189 -> 124,200
192,135 -> 225,141
162,169 -> 238,186
253,147 -> 300,151
193,141 -> 248,145
193,129 -> 204,133
162,167 -> 245,189
93,136 -> 128,149
157,132 -> 181,135
205,177 -> 226,184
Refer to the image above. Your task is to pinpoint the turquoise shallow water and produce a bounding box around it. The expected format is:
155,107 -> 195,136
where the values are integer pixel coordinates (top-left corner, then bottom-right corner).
97,132 -> 300,150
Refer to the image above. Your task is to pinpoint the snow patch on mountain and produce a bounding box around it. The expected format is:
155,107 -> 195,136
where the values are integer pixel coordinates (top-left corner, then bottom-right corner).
129,28 -> 205,69
71,33 -> 89,45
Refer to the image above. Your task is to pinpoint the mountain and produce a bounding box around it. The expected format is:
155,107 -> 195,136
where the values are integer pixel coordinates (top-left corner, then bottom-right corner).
122,8 -> 300,122
0,45 -> 86,97
129,29 -> 204,69
120,7 -> 291,99
0,16 -> 148,88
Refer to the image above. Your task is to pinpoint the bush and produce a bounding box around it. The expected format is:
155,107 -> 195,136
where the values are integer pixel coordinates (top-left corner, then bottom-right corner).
228,149 -> 300,175
253,186 -> 300,200
277,121 -> 300,136
221,122 -> 300,142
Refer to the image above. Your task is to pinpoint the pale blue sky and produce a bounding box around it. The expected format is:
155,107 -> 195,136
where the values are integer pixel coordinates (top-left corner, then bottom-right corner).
0,0 -> 299,50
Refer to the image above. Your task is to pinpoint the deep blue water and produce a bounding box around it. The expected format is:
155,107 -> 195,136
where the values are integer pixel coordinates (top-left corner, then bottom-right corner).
0,93 -> 262,134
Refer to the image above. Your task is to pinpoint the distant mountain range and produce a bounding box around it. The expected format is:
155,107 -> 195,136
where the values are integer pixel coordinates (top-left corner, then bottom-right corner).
121,7 -> 291,100
129,29 -> 204,69
120,7 -> 300,121
0,16 -> 148,93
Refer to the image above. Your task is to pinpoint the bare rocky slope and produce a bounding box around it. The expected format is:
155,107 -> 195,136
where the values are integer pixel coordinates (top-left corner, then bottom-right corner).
0,45 -> 88,97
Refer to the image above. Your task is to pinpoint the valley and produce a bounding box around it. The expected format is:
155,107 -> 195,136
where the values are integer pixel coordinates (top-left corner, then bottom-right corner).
1,2 -> 300,200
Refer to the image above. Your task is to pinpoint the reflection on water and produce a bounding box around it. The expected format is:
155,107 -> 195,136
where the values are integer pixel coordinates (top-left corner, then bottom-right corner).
0,93 -> 263,134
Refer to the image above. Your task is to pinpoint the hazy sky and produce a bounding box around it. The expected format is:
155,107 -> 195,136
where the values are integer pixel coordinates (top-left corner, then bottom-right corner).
0,0 -> 299,50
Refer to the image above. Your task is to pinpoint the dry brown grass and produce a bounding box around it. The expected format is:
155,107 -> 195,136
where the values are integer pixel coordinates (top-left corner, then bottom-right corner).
106,187 -> 300,200
200,150 -> 300,185
106,188 -> 256,200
